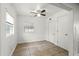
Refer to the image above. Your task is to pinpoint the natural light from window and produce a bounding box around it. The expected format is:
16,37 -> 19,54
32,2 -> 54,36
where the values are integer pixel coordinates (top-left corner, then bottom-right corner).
6,12 -> 14,37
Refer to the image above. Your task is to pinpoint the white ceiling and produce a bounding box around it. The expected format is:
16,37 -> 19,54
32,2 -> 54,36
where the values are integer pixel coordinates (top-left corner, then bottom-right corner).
12,3 -> 63,17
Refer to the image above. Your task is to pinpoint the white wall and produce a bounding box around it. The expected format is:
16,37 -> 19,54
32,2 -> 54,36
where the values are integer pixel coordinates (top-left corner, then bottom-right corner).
0,4 -> 17,56
73,5 -> 79,56
18,15 -> 47,43
0,4 -> 1,55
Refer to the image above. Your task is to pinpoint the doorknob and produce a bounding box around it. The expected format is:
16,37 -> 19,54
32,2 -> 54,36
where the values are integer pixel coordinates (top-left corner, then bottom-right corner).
64,33 -> 68,36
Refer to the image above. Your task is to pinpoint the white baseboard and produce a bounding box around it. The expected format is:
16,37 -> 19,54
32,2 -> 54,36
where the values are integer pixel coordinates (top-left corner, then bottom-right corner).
9,43 -> 17,56
18,39 -> 45,44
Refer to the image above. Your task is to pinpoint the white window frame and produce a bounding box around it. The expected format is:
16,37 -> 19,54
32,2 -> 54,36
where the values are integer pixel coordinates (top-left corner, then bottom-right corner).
6,12 -> 14,37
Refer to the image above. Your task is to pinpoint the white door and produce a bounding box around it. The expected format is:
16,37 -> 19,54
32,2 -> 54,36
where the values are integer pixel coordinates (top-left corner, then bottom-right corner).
57,15 -> 70,50
57,11 -> 74,55
48,18 -> 58,45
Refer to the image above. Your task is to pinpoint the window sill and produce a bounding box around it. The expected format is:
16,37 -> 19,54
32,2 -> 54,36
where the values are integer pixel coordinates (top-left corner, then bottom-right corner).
6,33 -> 14,37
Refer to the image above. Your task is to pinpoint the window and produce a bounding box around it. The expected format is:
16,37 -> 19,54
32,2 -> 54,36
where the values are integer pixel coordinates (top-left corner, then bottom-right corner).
6,12 -> 14,36
24,23 -> 34,32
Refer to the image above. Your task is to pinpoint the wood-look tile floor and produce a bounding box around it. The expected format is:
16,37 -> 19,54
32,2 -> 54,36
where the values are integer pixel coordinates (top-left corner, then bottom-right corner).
12,40 -> 68,56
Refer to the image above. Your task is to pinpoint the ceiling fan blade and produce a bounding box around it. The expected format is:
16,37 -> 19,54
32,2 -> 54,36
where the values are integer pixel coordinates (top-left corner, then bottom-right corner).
31,11 -> 38,14
41,10 -> 46,13
41,14 -> 46,16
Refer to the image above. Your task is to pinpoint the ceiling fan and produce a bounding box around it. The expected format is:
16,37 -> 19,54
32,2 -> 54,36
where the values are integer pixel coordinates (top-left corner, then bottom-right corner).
30,9 -> 46,17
